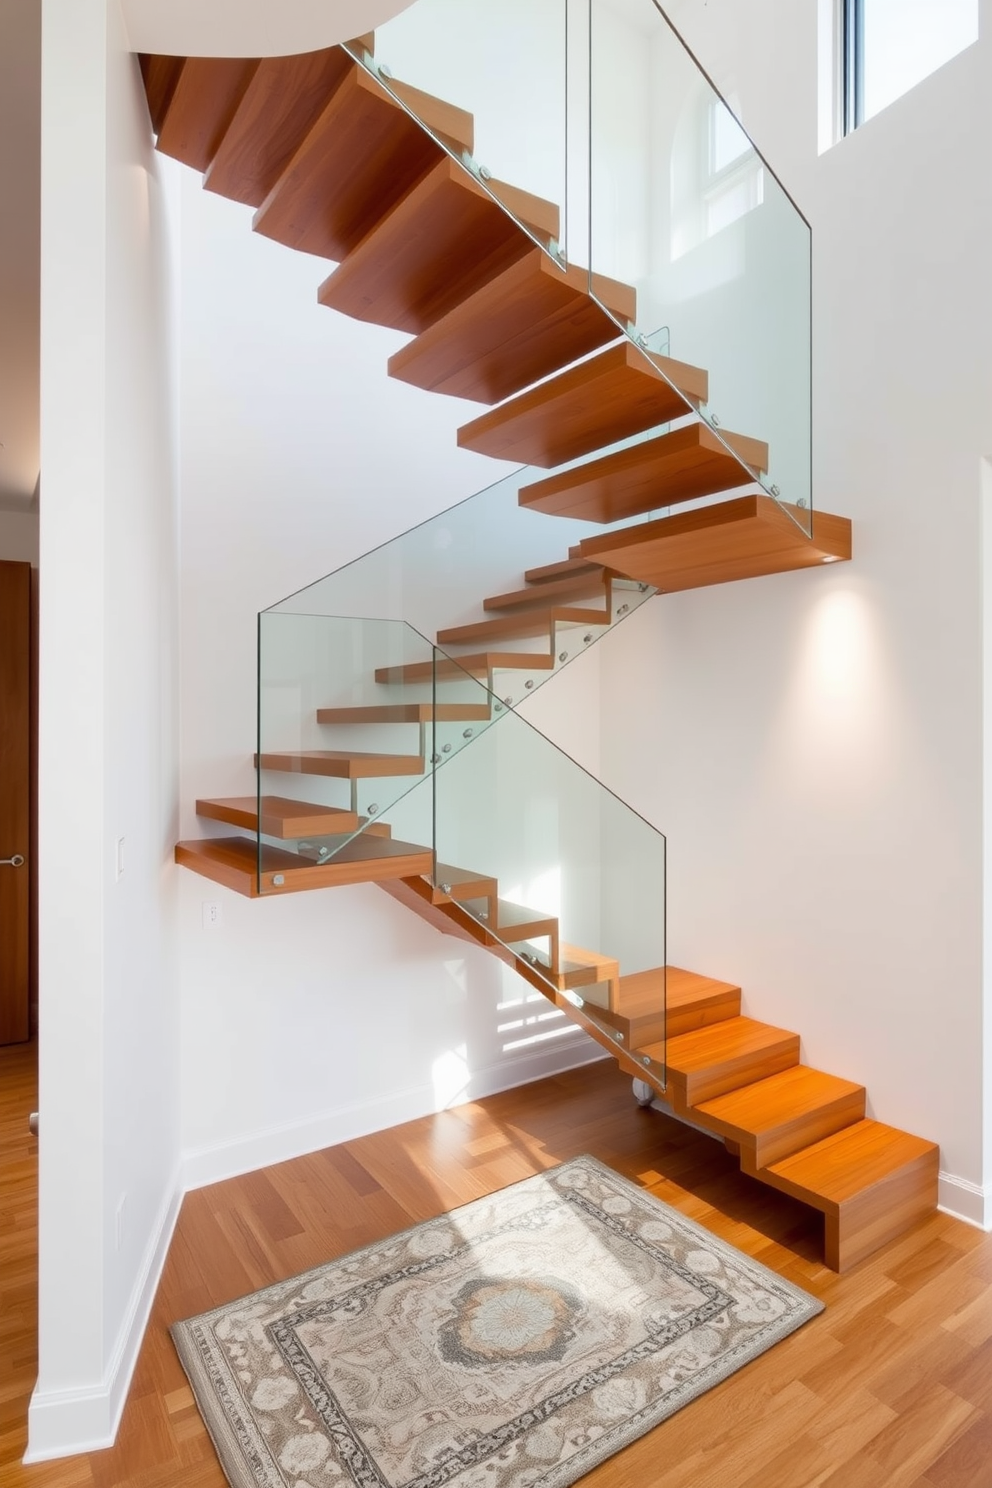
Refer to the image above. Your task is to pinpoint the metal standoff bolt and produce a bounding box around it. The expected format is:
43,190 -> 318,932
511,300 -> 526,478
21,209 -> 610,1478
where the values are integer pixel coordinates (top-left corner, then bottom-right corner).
368,803 -> 378,815
479,910 -> 489,921
797,498 -> 808,508
504,696 -> 513,706
378,62 -> 394,78
770,484 -> 781,497
524,679 -> 534,690
0,853 -> 24,868
494,702 -> 503,713
272,874 -> 285,887
463,728 -> 474,739
584,633 -> 593,644
431,753 -> 441,764
558,651 -> 568,663
711,414 -> 721,426
618,604 -> 628,615
613,1030 -> 624,1043
478,163 -> 492,181
443,743 -> 452,754
637,332 -> 649,348
441,883 -> 451,894
638,584 -> 649,593
642,1056 -> 652,1068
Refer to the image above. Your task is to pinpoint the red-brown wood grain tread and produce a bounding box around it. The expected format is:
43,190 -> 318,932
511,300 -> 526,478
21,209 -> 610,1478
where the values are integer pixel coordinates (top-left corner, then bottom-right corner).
387,250 -> 637,405
373,652 -> 555,684
175,833 -> 433,897
317,155 -> 559,335
195,795 -> 391,839
518,422 -> 770,524
315,703 -> 492,725
436,606 -> 609,648
255,750 -> 425,779
457,341 -> 709,468
694,1065 -> 867,1170
764,1119 -> 940,1210
482,571 -> 612,613
641,1015 -> 800,1107
578,496 -> 853,593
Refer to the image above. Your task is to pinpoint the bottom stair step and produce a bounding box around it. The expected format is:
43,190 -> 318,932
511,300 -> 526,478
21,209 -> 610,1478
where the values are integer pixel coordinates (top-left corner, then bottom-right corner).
175,834 -> 433,897
693,1065 -> 866,1171
763,1119 -> 940,1271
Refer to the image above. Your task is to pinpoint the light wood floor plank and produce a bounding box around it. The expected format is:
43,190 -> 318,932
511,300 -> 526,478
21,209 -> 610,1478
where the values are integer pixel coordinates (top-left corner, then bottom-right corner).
3,1039 -> 992,1486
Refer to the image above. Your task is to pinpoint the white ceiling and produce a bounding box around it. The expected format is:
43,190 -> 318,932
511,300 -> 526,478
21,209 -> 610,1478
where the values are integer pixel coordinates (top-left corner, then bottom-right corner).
120,0 -> 417,57
0,0 -> 417,517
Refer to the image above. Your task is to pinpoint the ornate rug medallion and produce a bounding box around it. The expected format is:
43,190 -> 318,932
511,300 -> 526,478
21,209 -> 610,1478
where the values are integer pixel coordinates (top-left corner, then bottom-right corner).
172,1156 -> 823,1488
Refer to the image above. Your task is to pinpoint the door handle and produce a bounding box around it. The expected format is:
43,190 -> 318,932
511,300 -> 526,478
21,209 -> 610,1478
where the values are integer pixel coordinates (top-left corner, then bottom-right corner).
0,854 -> 24,867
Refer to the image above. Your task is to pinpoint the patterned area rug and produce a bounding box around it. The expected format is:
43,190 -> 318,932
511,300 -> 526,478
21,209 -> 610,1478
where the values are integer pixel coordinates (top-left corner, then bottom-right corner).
172,1156 -> 823,1488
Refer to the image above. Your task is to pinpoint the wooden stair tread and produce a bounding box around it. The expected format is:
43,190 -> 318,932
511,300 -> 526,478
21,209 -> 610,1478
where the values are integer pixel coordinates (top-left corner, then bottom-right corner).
374,652 -> 555,684
195,795 -> 390,839
252,65 -> 473,262
175,833 -> 432,897
315,702 -> 492,724
387,250 -> 636,405
694,1065 -> 866,1170
436,606 -> 609,648
149,56 -> 260,172
256,749 -> 425,779
457,342 -> 709,468
317,155 -> 559,335
518,422 -> 769,523
138,55 -> 186,134
766,1119 -> 939,1207
483,571 -> 611,613
556,945 -> 620,998
523,556 -> 605,584
203,46 -> 365,206
595,964 -> 741,1047
641,1015 -> 800,1108
433,863 -> 498,896
578,496 -> 852,592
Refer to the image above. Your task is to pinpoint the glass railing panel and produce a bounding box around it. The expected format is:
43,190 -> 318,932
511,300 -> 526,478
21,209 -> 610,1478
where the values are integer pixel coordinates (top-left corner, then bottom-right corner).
345,1 -> 568,264
583,0 -> 812,535
431,651 -> 667,1087
264,465 -> 657,710
256,614 -> 445,889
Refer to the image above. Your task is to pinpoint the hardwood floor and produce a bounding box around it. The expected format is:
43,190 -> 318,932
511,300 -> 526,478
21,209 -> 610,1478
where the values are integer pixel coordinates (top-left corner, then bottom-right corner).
3,1035 -> 991,1486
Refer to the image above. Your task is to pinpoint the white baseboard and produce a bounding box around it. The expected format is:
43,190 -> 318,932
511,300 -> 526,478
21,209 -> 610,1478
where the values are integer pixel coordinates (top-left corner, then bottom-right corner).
183,1040 -> 610,1192
24,1170 -> 184,1463
938,1170 -> 992,1230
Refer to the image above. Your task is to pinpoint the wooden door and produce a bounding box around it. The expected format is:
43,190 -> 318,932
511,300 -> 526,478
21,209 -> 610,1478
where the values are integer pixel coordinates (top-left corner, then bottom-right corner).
0,561 -> 31,1044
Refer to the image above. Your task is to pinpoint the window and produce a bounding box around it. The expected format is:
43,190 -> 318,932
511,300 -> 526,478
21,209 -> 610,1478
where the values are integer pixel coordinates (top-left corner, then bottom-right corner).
841,0 -> 979,134
703,97 -> 763,241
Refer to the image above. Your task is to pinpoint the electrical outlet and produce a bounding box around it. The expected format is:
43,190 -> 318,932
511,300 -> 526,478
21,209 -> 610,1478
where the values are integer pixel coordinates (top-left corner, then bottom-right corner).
202,901 -> 222,930
115,1194 -> 126,1251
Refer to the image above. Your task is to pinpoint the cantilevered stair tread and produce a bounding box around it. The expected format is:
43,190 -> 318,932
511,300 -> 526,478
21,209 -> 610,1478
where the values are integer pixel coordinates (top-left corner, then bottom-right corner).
149,56 -> 260,171
315,702 -> 492,725
762,1119 -> 940,1271
431,863 -> 499,909
482,571 -> 612,613
203,46 -> 367,206
374,652 -> 555,685
252,64 -> 473,262
317,155 -> 559,335
436,606 -> 610,648
594,964 -> 741,1049
524,556 -> 605,584
175,833 -> 433,897
139,55 -> 186,134
457,342 -> 709,468
387,250 -> 636,405
195,795 -> 390,839
641,1015 -> 800,1108
578,496 -> 853,592
256,749 -> 425,778
518,422 -> 770,523
693,1065 -> 867,1171
556,944 -> 621,1005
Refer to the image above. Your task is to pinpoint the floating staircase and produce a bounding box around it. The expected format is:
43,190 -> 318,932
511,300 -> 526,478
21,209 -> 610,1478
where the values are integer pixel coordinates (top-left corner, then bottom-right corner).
142,32 -> 937,1272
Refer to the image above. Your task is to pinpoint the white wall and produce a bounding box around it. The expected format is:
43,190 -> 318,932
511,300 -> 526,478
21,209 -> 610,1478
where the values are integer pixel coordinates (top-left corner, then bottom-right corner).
0,507 -> 39,565
598,0 -> 992,1222
31,0 -> 181,1458
173,163 -> 604,1183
